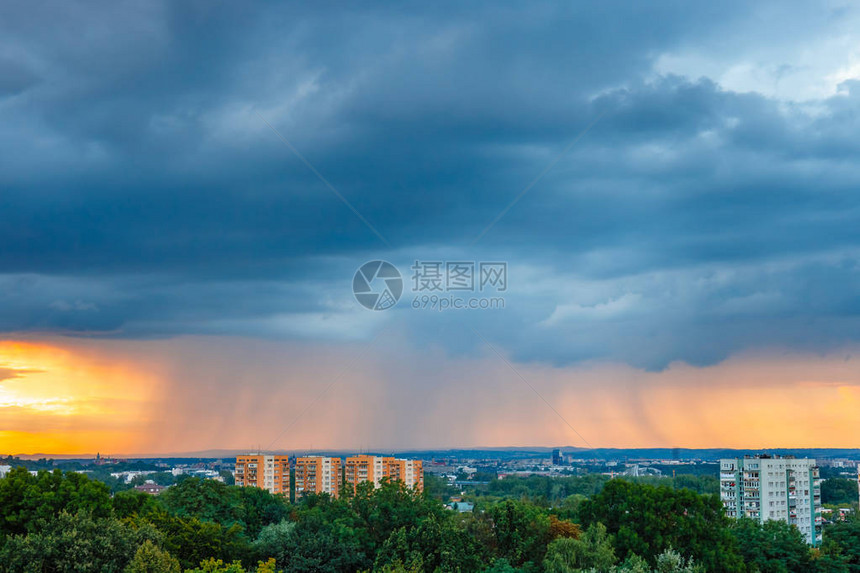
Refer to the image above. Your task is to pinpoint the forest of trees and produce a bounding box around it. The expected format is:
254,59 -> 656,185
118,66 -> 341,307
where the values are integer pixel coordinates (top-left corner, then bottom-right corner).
1,466 -> 859,572
821,478 -> 860,506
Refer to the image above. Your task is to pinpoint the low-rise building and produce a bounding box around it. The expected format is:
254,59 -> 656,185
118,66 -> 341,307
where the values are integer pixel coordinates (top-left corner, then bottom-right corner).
134,483 -> 166,495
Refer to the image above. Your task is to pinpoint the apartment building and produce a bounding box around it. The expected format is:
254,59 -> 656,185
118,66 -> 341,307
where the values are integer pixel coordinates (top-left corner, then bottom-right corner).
234,454 -> 290,495
720,455 -> 822,545
344,455 -> 424,493
345,455 -> 385,493
383,457 -> 424,491
235,453 -> 424,498
295,456 -> 343,498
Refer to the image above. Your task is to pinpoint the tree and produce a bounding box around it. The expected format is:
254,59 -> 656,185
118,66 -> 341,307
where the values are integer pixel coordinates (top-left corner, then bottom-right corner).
275,522 -> 366,572
731,518 -> 812,573
114,489 -> 160,519
253,519 -> 296,565
578,479 -> 742,571
489,500 -> 552,568
548,515 -> 582,540
823,517 -> 860,572
373,514 -> 488,572
158,477 -> 289,539
0,511 -> 161,572
125,540 -> 181,573
183,559 -> 245,573
652,549 -> 702,573
144,509 -> 249,571
821,479 -> 859,506
812,540 -> 851,573
483,559 -> 522,573
0,467 -> 112,535
543,523 -> 617,573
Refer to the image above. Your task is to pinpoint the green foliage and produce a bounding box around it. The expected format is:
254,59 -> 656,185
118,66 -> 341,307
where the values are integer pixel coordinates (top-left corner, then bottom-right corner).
0,467 -> 113,536
159,477 -> 289,538
423,473 -> 457,502
0,511 -> 161,573
183,558 -> 246,573
614,554 -> 653,573
143,509 -> 248,571
481,474 -> 610,505
812,540 -> 851,573
115,489 -> 161,519
488,499 -> 552,569
129,472 -> 176,487
252,519 -> 296,564
670,474 -> 718,495
578,479 -> 742,572
185,559 -> 278,573
730,518 -> 812,573
652,549 -> 702,573
821,479 -> 859,506
483,559 -> 522,572
125,539 -> 181,573
374,514 -> 488,572
822,517 -> 860,572
543,522 -> 617,572
5,466 -> 860,573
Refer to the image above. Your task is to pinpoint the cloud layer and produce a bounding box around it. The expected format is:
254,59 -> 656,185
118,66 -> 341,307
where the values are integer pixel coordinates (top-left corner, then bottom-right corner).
3,1 -> 860,374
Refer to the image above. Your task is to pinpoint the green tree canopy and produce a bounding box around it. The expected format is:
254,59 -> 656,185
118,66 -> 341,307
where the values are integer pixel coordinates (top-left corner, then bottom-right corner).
577,479 -> 742,571
0,511 -> 161,573
0,467 -> 112,536
821,478 -> 859,506
543,522 -> 617,573
731,518 -> 812,573
124,539 -> 181,573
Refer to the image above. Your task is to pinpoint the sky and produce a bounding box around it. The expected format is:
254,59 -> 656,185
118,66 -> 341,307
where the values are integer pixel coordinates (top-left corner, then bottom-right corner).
2,1 -> 860,455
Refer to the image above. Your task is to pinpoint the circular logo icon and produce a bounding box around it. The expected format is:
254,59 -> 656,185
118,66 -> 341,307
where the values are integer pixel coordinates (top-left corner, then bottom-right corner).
353,260 -> 403,310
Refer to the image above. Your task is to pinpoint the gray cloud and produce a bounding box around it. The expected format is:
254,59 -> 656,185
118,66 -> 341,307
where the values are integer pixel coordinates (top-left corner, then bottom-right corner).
2,1 -> 860,369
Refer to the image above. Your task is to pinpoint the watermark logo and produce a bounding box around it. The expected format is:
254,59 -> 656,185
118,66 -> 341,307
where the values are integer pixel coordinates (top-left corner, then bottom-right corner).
353,260 -> 403,310
354,260 -> 507,311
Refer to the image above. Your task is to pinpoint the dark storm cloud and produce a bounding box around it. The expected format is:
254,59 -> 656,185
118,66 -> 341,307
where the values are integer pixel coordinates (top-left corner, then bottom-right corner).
2,1 -> 860,368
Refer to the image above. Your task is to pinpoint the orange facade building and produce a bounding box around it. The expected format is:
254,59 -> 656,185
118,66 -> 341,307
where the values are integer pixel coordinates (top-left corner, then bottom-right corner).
235,453 -> 423,498
383,457 -> 424,491
295,456 -> 342,498
345,455 -> 384,493
345,455 -> 423,493
234,454 -> 289,495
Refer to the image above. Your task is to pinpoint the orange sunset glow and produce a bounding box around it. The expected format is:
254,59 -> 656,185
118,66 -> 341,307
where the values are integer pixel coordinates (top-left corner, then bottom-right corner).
0,340 -> 162,455
2,336 -> 859,456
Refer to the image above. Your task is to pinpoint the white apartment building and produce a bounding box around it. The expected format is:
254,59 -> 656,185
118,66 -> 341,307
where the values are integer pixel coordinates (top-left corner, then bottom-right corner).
720,455 -> 822,545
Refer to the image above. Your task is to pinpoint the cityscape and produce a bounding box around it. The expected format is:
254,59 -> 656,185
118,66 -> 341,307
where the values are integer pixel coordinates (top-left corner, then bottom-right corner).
3,446 -> 860,566
3,1 -> 860,572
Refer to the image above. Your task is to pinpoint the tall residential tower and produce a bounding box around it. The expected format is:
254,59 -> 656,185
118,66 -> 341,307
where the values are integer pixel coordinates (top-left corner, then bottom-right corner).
720,455 -> 822,545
